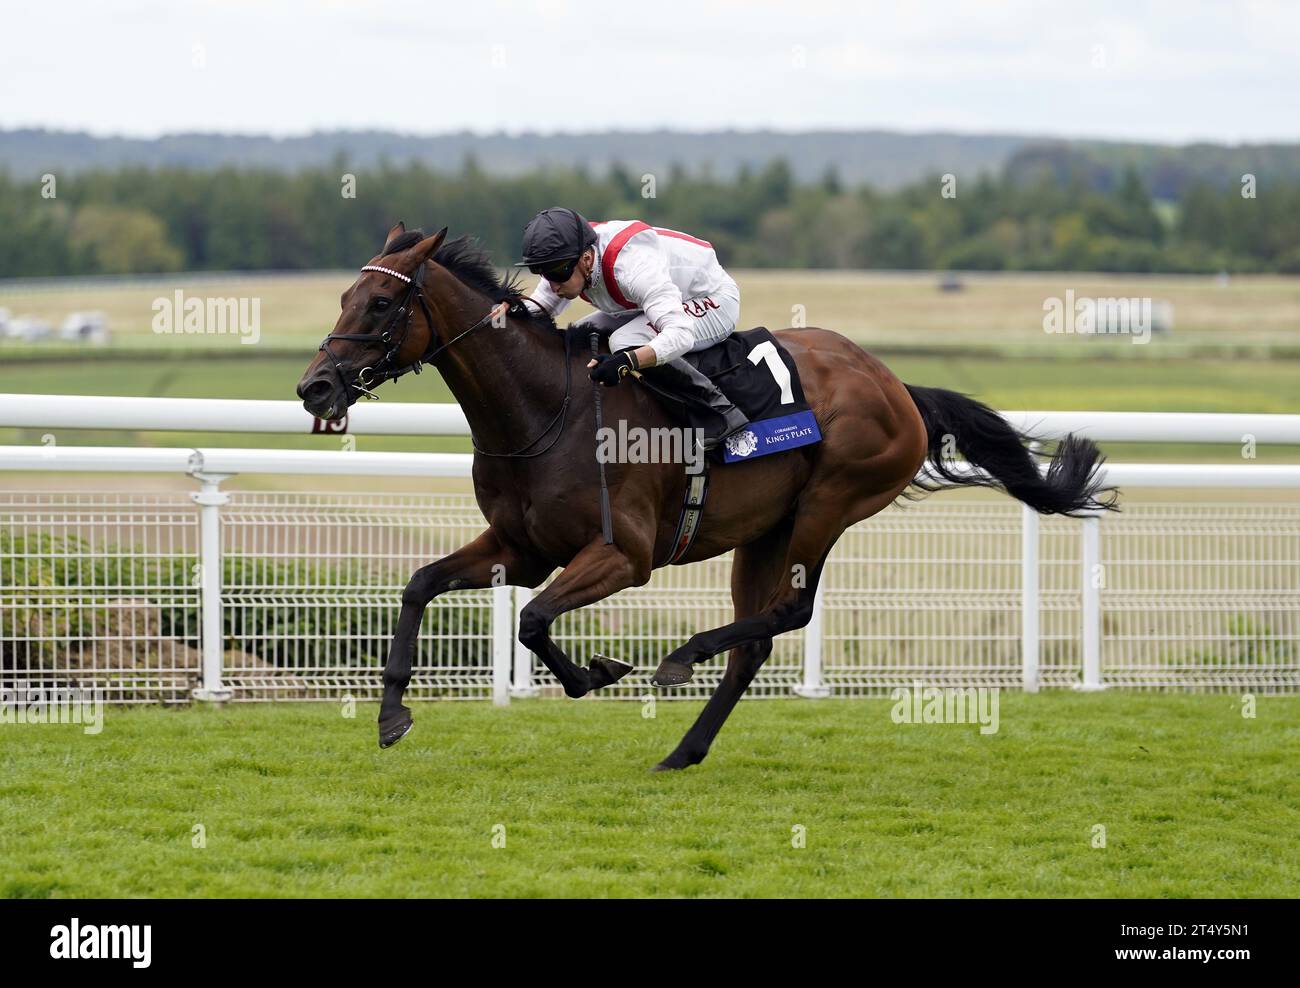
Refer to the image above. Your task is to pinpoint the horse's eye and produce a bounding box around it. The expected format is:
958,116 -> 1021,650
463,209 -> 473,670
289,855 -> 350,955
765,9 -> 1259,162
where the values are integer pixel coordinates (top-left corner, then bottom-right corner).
373,298 -> 391,312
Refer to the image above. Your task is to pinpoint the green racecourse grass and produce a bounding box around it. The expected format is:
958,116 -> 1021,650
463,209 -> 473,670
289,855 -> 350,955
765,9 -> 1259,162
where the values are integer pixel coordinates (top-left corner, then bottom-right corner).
1,695 -> 1297,898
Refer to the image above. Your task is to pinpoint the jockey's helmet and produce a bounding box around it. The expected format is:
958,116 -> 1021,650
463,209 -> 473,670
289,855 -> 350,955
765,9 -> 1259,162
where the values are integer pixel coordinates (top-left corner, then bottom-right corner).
515,207 -> 598,272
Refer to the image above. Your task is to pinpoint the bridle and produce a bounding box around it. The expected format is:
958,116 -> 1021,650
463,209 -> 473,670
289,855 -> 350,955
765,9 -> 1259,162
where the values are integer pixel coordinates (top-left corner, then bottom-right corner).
315,257 -> 574,458
319,260 -> 480,398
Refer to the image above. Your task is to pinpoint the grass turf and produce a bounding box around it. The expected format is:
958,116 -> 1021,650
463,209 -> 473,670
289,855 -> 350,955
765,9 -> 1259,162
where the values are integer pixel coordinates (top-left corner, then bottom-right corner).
1,694 -> 1296,898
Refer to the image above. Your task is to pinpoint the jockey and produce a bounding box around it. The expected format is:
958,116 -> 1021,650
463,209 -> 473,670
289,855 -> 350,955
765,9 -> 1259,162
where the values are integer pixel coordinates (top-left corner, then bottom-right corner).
514,206 -> 750,450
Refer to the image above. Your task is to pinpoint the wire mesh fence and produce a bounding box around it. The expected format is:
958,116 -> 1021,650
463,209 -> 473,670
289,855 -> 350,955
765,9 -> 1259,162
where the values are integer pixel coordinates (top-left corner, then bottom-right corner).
2,491 -> 1297,702
0,493 -> 202,702
1096,505 -> 1299,690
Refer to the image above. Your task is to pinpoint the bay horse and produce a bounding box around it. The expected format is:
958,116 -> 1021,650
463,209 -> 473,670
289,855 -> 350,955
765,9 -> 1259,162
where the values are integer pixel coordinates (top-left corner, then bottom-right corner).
296,224 -> 1114,771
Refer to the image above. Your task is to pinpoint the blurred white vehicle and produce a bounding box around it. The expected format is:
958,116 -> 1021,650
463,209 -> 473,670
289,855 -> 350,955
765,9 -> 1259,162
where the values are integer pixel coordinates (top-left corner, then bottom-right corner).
59,311 -> 110,344
5,316 -> 54,341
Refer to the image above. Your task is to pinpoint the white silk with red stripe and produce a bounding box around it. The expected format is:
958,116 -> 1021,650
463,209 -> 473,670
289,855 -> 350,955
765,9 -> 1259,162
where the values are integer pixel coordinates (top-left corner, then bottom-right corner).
528,219 -> 738,364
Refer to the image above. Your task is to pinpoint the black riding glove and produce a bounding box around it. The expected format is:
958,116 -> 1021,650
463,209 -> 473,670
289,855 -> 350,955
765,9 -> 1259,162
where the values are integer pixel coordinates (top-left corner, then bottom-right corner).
588,350 -> 639,387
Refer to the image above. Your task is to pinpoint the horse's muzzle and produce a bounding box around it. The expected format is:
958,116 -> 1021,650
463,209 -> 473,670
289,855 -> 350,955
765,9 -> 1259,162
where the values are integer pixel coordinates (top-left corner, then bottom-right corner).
297,376 -> 344,420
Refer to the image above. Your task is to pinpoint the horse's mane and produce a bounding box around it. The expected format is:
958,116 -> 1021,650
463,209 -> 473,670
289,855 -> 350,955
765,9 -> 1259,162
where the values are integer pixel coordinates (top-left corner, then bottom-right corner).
381,228 -> 555,332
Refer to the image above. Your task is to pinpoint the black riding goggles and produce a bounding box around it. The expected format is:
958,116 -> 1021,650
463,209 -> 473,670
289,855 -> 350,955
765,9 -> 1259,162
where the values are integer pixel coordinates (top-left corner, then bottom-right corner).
529,256 -> 580,284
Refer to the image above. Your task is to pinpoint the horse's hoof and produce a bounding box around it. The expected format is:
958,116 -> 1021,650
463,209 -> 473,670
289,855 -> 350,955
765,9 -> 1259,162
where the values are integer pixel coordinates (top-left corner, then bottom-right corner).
378,707 -> 413,749
651,658 -> 694,688
651,751 -> 700,772
588,653 -> 634,690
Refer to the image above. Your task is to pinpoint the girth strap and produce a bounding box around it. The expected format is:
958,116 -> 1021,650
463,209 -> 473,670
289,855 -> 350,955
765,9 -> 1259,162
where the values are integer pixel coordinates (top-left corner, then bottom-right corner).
662,467 -> 710,566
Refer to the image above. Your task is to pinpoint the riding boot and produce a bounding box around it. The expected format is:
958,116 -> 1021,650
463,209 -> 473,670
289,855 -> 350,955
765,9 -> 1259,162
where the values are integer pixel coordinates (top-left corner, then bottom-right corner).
644,358 -> 750,451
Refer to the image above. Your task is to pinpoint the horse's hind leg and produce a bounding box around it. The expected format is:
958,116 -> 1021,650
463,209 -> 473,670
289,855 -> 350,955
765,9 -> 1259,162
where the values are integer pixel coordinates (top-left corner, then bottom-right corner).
654,520 -> 793,771
651,498 -> 845,693
379,528 -> 547,748
517,537 -> 648,698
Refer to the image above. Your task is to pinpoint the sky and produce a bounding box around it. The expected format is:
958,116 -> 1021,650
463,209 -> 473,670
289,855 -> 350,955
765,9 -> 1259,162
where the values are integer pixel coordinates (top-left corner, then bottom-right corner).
2,0 -> 1298,144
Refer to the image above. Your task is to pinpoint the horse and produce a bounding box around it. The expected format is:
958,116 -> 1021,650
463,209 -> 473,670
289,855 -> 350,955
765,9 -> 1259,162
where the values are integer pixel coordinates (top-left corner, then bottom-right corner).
296,223 -> 1115,771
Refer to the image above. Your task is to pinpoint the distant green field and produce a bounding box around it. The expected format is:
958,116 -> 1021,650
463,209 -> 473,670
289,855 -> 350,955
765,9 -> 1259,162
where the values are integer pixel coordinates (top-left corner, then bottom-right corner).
1,269 -> 1297,464
3,268 -> 1299,348
1,696 -> 1296,898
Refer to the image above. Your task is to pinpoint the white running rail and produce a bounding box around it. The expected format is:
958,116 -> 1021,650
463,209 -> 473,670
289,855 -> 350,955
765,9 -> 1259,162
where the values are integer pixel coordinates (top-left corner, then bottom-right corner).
3,396 -> 1298,702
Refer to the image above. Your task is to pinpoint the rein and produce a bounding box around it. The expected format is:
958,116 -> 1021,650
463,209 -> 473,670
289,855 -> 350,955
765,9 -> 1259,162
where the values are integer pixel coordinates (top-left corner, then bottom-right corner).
471,327 -> 574,459
316,260 -> 575,459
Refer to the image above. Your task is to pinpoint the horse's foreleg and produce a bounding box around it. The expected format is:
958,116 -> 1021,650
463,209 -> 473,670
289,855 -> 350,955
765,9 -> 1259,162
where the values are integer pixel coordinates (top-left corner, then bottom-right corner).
654,521 -> 792,771
379,528 -> 547,748
518,538 -> 647,699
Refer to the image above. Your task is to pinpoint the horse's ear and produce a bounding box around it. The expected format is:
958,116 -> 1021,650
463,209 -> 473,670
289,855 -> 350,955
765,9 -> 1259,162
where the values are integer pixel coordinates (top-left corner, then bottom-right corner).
383,221 -> 406,252
412,227 -> 448,262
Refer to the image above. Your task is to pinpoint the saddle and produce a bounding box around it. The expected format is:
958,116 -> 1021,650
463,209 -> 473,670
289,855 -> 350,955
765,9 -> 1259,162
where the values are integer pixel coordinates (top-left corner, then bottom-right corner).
653,327 -> 822,465
635,327 -> 822,565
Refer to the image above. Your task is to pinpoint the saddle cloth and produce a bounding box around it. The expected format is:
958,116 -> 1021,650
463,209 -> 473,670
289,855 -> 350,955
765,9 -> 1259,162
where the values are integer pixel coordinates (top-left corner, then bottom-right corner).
678,327 -> 822,464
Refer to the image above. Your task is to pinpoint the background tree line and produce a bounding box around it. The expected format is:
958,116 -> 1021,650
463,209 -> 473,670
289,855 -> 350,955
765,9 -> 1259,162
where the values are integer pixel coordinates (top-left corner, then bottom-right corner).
3,152 -> 1299,278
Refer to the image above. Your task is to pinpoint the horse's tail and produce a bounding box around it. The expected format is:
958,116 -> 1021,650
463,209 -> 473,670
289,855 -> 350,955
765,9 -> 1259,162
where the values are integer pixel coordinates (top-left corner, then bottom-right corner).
903,384 -> 1118,516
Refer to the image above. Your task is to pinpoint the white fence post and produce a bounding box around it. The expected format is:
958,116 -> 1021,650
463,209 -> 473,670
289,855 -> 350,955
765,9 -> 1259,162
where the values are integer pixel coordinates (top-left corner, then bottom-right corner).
1075,514 -> 1107,691
190,472 -> 232,702
1022,504 -> 1041,693
491,584 -> 513,706
795,580 -> 831,698
511,587 -> 538,697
